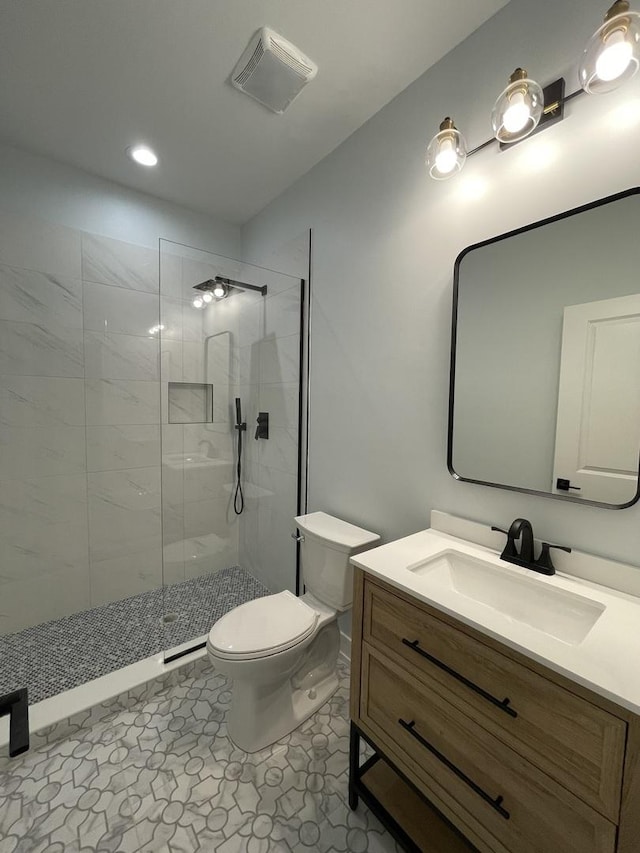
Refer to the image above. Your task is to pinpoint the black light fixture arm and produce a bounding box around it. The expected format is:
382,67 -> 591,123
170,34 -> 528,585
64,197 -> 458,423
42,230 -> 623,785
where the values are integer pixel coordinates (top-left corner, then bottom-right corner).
467,79 -> 582,157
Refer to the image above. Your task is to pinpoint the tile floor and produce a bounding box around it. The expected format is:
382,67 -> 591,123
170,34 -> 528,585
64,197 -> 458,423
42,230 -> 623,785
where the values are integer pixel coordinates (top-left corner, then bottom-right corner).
0,568 -> 270,704
0,660 -> 401,853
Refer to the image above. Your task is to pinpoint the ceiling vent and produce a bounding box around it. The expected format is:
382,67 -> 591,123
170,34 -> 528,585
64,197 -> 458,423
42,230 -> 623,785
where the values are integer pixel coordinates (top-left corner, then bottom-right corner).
231,27 -> 317,114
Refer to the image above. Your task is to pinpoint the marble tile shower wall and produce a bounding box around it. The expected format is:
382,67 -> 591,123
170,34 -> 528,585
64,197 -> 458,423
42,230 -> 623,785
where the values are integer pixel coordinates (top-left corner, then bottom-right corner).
0,211 -> 164,634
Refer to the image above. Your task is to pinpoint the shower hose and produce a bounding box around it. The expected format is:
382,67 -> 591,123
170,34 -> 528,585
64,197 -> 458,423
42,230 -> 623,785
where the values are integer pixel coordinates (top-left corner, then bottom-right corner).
234,419 -> 245,516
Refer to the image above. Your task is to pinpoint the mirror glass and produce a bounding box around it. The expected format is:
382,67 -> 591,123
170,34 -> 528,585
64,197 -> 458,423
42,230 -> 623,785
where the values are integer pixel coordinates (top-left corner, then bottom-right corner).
449,188 -> 640,508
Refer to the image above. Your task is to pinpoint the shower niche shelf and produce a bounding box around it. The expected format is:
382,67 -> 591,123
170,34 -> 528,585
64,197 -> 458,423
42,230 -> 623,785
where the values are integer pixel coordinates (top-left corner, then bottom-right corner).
168,382 -> 213,424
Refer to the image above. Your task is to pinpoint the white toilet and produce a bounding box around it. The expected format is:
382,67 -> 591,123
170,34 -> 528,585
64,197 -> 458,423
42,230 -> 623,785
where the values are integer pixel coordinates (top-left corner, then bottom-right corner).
206,512 -> 380,752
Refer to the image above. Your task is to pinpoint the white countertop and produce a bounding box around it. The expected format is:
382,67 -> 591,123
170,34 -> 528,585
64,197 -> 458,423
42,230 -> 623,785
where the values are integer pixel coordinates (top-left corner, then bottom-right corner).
352,528 -> 640,716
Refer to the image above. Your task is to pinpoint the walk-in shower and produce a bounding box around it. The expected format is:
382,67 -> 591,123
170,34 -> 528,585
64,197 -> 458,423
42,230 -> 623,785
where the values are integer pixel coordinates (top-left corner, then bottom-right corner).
159,240 -> 307,662
0,225 -> 308,721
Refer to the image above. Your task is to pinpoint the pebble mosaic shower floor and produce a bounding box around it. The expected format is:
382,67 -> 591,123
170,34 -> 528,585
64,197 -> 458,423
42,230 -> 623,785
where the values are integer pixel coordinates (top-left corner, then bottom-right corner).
0,568 -> 270,704
0,660 -> 401,853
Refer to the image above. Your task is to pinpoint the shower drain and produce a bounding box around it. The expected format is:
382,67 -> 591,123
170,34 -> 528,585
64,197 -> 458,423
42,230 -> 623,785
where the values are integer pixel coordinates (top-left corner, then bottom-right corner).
162,612 -> 179,624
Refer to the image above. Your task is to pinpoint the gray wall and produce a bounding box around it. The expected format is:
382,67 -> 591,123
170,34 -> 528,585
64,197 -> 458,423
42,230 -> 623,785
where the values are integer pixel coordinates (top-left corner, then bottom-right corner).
241,0 -> 640,616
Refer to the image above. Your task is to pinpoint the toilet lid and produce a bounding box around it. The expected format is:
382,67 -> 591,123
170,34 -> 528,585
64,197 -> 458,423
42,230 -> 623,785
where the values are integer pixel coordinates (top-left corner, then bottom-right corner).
208,591 -> 318,658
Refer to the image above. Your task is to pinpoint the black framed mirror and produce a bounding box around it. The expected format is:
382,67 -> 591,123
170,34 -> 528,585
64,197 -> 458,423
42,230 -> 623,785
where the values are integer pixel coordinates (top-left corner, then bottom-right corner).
448,187 -> 640,509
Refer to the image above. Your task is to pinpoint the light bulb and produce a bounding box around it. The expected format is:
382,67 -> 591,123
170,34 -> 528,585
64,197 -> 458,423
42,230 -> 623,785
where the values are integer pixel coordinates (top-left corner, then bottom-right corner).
192,296 -> 204,309
425,118 -> 467,180
435,139 -> 458,174
213,282 -> 227,298
502,91 -> 531,133
580,2 -> 640,94
202,291 -> 213,303
596,29 -> 633,79
491,69 -> 543,143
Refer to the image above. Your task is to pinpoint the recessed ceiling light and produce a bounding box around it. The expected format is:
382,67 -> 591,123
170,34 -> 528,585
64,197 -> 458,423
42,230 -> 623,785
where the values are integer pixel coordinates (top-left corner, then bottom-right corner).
127,145 -> 158,167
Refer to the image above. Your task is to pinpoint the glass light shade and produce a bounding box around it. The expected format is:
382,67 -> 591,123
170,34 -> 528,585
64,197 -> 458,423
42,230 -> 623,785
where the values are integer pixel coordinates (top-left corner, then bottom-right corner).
579,3 -> 640,94
491,71 -> 544,143
426,119 -> 467,180
192,296 -> 204,309
213,282 -> 228,298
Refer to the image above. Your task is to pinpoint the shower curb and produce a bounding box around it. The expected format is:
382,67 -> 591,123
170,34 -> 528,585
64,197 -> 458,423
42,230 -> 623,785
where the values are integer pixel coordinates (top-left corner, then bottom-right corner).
1,650 -> 211,762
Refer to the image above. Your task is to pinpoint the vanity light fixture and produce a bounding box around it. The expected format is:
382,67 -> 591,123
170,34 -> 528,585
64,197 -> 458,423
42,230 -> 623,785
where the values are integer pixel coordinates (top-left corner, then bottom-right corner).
425,118 -> 467,180
126,145 -> 158,167
426,0 -> 639,180
580,0 -> 640,93
491,68 -> 544,143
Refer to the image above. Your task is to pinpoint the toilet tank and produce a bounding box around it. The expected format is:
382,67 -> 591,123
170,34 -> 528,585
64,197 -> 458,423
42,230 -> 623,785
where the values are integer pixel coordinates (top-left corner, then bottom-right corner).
294,512 -> 380,611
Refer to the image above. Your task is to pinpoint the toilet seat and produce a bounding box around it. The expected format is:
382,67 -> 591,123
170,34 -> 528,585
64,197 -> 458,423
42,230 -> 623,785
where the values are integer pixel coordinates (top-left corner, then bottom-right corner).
207,591 -> 318,660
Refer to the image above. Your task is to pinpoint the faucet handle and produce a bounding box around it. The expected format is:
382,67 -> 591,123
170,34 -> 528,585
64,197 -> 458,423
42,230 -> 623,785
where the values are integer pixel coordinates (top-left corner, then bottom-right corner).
491,526 -> 518,559
536,542 -> 572,575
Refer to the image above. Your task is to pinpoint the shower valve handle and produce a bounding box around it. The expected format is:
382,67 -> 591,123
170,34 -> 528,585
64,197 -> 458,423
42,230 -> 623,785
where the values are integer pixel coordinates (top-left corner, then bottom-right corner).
255,412 -> 269,440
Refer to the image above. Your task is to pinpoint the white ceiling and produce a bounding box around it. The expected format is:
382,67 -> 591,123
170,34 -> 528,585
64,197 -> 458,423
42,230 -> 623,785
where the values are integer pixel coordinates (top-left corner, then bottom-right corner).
0,0 -> 509,224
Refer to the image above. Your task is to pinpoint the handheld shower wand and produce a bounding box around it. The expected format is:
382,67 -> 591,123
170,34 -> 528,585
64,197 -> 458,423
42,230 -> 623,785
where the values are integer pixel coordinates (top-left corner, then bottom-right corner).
233,397 -> 246,515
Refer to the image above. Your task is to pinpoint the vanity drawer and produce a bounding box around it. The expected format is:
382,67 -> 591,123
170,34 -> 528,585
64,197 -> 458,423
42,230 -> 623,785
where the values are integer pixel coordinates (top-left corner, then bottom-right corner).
363,578 -> 626,821
361,645 -> 617,853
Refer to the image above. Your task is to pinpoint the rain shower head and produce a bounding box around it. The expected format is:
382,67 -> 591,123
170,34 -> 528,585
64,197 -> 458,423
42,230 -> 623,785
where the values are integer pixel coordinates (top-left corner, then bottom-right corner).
193,276 -> 268,297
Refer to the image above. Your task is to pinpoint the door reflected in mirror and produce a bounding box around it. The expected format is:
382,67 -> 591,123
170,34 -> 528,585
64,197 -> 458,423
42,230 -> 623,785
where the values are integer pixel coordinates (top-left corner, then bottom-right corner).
449,187 -> 640,509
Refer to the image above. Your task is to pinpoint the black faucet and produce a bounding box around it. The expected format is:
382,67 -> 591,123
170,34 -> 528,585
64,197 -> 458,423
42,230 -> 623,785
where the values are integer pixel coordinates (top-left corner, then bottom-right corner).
491,518 -> 572,576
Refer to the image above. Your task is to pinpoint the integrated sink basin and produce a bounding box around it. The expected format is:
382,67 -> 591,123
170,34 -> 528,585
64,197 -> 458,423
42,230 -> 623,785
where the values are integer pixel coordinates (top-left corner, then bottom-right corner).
408,549 -> 606,645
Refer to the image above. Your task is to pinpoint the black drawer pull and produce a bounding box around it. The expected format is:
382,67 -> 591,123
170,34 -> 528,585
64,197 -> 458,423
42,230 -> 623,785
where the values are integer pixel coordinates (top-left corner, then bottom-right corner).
399,718 -> 510,820
402,638 -> 517,719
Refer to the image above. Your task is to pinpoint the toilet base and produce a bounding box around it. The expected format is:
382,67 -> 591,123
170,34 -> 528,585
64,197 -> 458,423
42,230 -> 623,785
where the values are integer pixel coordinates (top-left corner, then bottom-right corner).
227,670 -> 339,753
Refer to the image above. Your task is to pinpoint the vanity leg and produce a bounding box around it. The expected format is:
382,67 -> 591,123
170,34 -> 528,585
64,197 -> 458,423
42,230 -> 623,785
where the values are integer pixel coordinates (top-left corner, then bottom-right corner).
349,722 -> 359,810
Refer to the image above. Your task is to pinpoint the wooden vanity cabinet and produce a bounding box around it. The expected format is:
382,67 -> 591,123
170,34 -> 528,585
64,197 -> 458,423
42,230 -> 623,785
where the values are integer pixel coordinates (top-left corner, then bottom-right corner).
349,568 -> 640,853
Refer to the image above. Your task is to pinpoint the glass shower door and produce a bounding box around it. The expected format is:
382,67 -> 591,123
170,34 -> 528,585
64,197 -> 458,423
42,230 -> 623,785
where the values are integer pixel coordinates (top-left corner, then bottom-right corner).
158,240 -> 305,656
